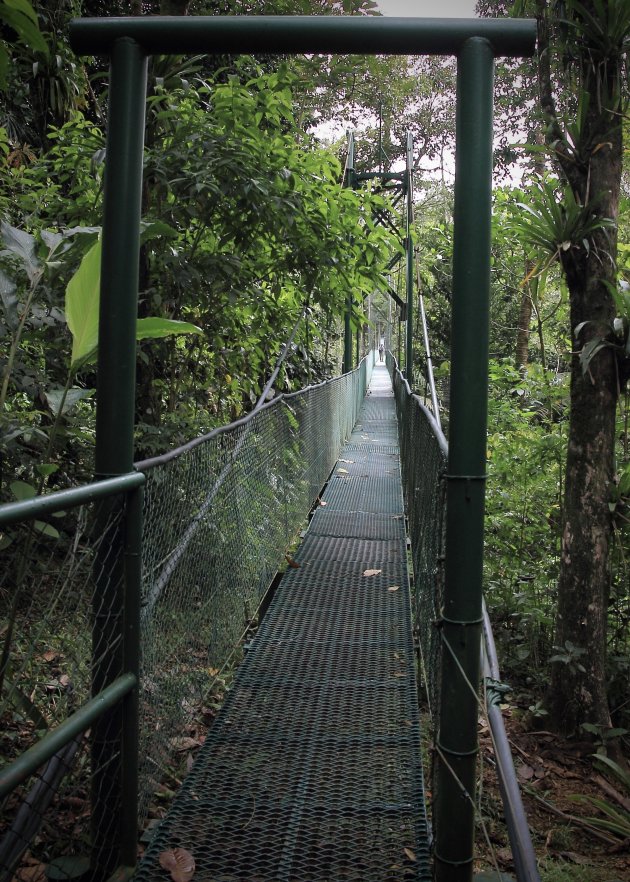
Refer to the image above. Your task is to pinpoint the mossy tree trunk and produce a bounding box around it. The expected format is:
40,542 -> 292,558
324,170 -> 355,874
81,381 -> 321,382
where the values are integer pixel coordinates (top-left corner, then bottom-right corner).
536,0 -> 626,734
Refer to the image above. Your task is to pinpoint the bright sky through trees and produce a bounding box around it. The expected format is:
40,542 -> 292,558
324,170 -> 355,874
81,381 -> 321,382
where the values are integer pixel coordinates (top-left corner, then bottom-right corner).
376,0 -> 477,16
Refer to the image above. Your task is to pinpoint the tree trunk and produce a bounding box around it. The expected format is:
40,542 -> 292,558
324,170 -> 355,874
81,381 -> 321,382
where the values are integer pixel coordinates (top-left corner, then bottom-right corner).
514,281 -> 532,371
515,132 -> 545,372
550,243 -> 618,733
536,0 -> 625,735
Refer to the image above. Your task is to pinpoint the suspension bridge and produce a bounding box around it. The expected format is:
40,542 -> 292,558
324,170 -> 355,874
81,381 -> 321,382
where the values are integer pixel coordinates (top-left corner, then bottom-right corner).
0,14 -> 540,882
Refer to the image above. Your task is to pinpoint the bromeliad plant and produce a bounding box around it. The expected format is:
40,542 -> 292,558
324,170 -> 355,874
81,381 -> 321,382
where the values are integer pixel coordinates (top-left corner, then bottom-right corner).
508,175 -> 615,283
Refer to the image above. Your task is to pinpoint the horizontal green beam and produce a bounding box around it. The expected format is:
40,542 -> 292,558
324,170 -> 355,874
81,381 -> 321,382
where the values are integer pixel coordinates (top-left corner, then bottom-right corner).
0,673 -> 137,799
0,472 -> 145,526
69,16 -> 536,58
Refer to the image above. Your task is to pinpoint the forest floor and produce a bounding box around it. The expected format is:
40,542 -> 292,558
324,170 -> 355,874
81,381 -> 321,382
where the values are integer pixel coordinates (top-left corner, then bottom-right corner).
474,709 -> 630,882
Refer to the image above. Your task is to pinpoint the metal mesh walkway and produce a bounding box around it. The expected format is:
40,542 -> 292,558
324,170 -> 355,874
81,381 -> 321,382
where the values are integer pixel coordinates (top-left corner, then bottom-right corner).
134,362 -> 431,882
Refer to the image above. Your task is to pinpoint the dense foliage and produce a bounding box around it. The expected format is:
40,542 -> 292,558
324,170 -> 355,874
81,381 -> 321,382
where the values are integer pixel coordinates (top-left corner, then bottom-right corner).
0,2 -> 399,498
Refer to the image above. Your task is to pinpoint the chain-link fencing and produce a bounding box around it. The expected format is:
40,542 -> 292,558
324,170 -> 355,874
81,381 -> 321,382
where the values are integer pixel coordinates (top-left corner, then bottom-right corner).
1,354 -> 373,881
388,352 -> 447,722
135,354 -> 373,824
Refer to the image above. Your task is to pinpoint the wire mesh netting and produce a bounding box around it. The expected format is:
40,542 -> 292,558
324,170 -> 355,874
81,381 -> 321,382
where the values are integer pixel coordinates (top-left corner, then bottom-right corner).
135,357 -> 373,826
388,354 -> 447,725
134,360 -> 431,882
0,493 -> 127,882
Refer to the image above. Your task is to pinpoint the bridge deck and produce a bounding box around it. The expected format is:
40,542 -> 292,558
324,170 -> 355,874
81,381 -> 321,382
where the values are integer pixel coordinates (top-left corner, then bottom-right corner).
135,363 -> 431,882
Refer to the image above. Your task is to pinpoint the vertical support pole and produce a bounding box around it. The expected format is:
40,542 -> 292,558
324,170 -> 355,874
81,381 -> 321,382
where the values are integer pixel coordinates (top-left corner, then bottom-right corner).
121,482 -> 143,868
405,132 -> 414,385
343,133 -> 355,374
91,36 -> 147,882
434,37 -> 494,882
94,37 -> 148,482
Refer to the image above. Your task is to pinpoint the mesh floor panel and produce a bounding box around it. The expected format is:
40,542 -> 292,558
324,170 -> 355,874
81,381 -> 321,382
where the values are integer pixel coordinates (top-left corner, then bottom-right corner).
134,364 -> 431,882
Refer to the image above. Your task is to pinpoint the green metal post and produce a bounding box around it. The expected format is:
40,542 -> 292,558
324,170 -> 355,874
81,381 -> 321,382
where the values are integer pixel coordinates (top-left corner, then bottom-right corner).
91,36 -> 147,882
343,133 -> 355,374
434,37 -> 494,882
121,483 -> 143,869
405,132 -> 414,385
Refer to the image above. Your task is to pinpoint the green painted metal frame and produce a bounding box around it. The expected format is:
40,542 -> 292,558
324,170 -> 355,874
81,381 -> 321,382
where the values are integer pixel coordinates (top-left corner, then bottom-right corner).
68,16 -> 536,882
343,132 -> 356,374
434,38 -> 496,882
0,674 -> 136,800
405,131 -> 414,385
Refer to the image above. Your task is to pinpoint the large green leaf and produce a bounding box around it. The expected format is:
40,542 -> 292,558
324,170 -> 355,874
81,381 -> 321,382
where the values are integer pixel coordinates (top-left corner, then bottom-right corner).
0,2 -> 48,56
136,317 -> 202,340
45,387 -> 95,416
65,239 -> 101,369
0,220 -> 40,283
66,240 -> 200,369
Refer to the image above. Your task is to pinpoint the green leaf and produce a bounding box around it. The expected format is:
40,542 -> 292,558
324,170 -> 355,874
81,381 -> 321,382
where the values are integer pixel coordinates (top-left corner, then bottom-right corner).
65,240 -> 101,369
4,0 -> 39,26
33,520 -> 60,539
136,317 -> 202,341
0,532 -> 13,550
0,4 -> 47,55
45,387 -> 95,416
0,268 -> 18,330
0,220 -> 40,283
35,463 -> 59,477
579,337 -> 611,374
10,480 -> 36,500
140,220 -> 178,243
46,855 -> 90,880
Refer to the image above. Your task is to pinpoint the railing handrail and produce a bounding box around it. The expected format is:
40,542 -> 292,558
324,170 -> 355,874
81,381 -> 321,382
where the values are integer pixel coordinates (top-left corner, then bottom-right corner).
0,472 -> 145,526
388,352 -> 540,882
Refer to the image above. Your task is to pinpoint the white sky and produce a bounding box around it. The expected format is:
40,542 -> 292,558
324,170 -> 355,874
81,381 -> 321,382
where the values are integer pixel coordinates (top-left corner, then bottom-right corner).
376,0 -> 477,17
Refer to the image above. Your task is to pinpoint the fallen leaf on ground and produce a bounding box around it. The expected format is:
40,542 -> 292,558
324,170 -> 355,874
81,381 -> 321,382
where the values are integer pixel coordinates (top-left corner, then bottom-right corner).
169,736 -> 201,752
285,555 -> 301,569
388,585 -> 400,592
158,848 -> 195,882
337,468 -> 348,474
403,848 -> 417,862
363,569 -> 382,577
15,865 -> 46,882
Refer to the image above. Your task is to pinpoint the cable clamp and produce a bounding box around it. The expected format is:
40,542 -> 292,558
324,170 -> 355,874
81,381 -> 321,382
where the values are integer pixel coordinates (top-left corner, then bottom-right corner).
433,851 -> 474,868
436,739 -> 479,759
439,613 -> 484,627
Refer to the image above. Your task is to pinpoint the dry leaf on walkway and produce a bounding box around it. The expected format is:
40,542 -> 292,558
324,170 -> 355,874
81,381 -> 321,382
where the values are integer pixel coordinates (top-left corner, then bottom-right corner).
363,569 -> 382,577
337,468 -> 348,474
159,848 -> 195,882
